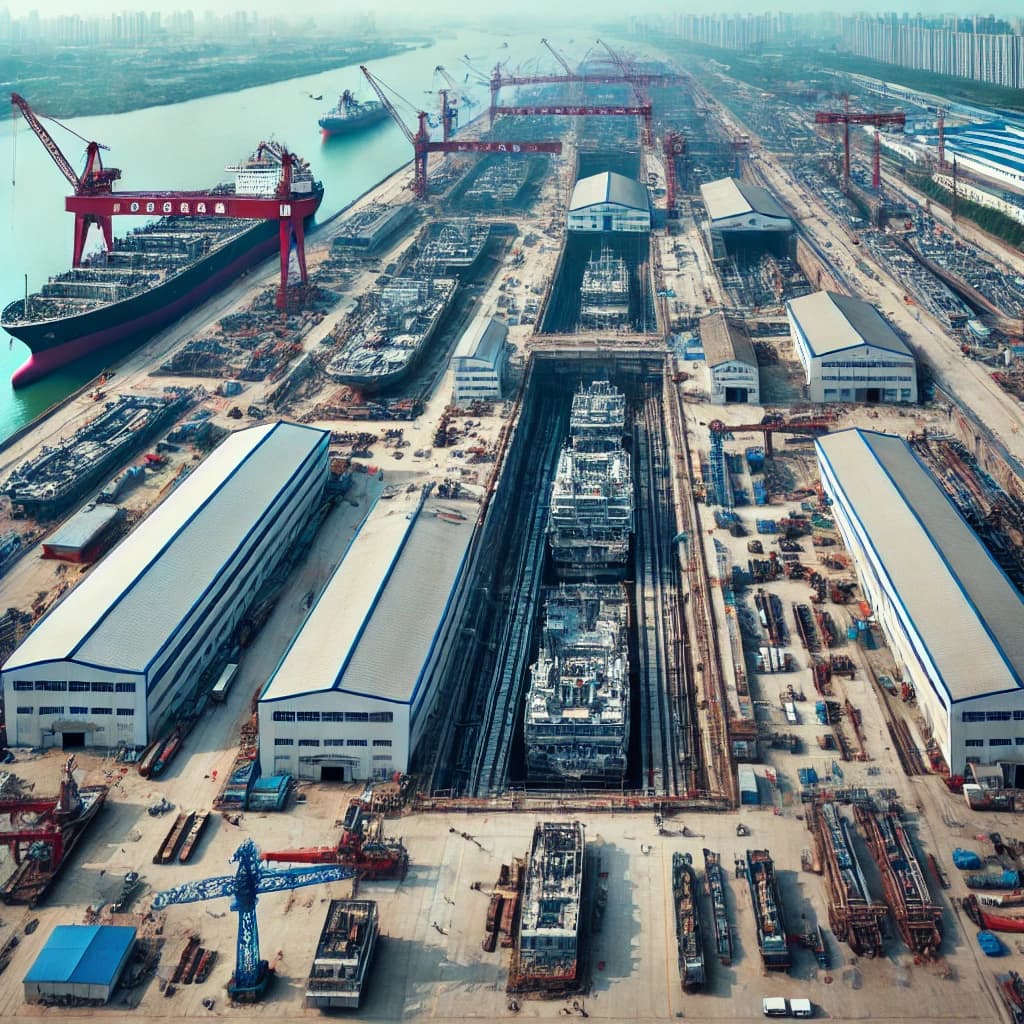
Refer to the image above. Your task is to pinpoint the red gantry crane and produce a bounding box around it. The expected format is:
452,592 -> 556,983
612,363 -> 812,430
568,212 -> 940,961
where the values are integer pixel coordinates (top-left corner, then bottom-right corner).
361,65 -> 562,200
11,93 -> 321,308
813,103 -> 906,193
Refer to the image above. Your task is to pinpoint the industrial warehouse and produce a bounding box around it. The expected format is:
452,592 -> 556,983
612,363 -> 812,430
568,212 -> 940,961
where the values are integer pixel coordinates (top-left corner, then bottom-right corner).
5,23 -> 1024,1024
258,486 -> 477,782
1,422 -> 329,749
816,429 -> 1024,776
787,290 -> 919,404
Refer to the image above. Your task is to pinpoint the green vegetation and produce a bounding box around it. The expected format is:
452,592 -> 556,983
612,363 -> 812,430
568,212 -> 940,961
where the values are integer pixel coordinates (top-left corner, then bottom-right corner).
908,173 -> 1024,249
3,37 -> 418,118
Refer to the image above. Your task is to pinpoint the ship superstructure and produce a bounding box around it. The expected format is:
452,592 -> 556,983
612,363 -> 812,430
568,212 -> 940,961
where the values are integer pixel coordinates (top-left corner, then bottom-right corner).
579,246 -> 630,329
673,852 -> 706,991
548,382 -> 633,578
525,584 -> 629,782
412,220 -> 490,277
745,848 -> 790,970
513,821 -> 586,994
318,90 -> 389,138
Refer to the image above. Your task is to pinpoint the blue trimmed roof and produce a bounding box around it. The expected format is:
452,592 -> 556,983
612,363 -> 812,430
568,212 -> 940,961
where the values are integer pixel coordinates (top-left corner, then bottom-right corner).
816,429 -> 1024,705
26,925 -> 135,986
917,121 -> 1024,177
2,422 -> 328,676
569,172 -> 649,213
787,291 -> 913,358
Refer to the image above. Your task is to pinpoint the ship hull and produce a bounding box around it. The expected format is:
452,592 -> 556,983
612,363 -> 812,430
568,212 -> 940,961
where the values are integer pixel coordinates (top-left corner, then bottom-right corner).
319,109 -> 389,137
673,854 -> 706,992
7,192 -> 323,387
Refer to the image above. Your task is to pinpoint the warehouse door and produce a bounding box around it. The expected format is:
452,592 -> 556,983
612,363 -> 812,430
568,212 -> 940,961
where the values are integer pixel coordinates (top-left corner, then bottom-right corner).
603,215 -> 613,231
725,387 -> 749,403
62,732 -> 85,749
321,766 -> 346,782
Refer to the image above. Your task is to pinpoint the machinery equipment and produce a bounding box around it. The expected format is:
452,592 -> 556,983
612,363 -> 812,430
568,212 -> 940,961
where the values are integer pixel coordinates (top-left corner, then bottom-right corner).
152,838 -> 357,1001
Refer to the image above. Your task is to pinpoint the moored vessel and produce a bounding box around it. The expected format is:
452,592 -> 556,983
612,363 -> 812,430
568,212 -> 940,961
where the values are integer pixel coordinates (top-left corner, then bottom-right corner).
319,90 -> 389,138
703,848 -> 732,965
673,852 -> 706,991
745,848 -> 790,971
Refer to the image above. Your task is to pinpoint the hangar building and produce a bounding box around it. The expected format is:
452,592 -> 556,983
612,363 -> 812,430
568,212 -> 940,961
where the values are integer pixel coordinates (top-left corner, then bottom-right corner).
816,429 -> 1024,776
699,177 -> 793,259
699,312 -> 760,404
258,486 -> 477,783
567,172 -> 651,233
787,290 -> 917,404
24,925 -> 136,1004
1,422 -> 329,750
452,314 -> 508,405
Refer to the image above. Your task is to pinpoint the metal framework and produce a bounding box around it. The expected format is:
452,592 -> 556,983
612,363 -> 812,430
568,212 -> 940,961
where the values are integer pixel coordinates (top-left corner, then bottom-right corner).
152,838 -> 356,1001
814,107 -> 906,192
361,65 -> 562,200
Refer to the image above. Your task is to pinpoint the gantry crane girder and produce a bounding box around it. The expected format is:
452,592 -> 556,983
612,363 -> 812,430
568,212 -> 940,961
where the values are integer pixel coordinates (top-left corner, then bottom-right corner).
492,103 -> 653,146
152,838 -> 356,1002
709,414 -> 835,457
813,110 -> 906,192
361,65 -> 562,200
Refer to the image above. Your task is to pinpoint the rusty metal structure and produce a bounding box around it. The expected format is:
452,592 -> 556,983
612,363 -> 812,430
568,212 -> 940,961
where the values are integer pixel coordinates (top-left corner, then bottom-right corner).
854,801 -> 942,958
809,800 -> 886,957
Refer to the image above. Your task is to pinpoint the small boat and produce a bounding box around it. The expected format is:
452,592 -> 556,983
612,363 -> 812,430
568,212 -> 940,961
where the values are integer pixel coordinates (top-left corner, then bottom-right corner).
979,930 -> 1006,956
178,810 -> 210,863
964,894 -> 1024,934
136,738 -> 161,778
997,971 -> 1024,1024
150,727 -> 183,778
703,848 -> 732,965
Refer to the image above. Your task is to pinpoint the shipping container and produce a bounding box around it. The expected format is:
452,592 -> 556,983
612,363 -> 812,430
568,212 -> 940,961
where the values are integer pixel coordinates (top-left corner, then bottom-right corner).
739,765 -> 760,805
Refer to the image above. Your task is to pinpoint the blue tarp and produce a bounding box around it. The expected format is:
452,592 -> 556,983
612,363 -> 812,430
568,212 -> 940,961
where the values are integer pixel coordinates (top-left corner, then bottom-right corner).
25,925 -> 136,985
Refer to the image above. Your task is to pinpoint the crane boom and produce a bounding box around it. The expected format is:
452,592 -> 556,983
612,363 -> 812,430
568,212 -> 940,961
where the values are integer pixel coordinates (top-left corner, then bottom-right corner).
10,92 -> 120,193
360,65 -> 416,146
541,37 -> 574,76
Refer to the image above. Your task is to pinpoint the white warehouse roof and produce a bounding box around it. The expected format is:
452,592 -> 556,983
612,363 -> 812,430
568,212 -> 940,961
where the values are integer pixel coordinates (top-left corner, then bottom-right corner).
3,422 -> 328,675
700,177 -> 789,222
816,429 -> 1024,704
454,314 -> 508,364
787,291 -> 913,358
569,172 -> 649,213
261,489 -> 475,706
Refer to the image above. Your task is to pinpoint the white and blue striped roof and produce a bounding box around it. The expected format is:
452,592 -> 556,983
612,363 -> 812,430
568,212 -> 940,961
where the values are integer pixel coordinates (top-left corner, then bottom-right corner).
816,429 -> 1024,705
2,422 -> 328,676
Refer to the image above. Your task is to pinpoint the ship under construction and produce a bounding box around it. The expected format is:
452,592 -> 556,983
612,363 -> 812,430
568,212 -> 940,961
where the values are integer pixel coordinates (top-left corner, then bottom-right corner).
579,246 -> 630,329
511,821 -> 586,996
854,801 -> 942,958
745,848 -> 790,971
809,800 -> 886,957
524,584 -> 629,783
547,381 -> 633,578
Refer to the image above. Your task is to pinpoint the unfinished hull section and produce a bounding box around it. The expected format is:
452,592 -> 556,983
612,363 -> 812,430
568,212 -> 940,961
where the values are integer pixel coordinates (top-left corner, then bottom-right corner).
855,802 -> 942,958
704,848 -> 733,965
305,900 -> 379,1010
511,821 -> 586,996
525,585 -> 629,783
811,800 -> 886,957
745,848 -> 790,971
580,247 -> 630,329
673,852 -> 706,991
548,382 -> 633,579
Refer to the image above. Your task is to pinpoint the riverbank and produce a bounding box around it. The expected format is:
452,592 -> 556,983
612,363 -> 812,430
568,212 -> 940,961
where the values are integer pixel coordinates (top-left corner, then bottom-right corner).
3,36 -> 426,118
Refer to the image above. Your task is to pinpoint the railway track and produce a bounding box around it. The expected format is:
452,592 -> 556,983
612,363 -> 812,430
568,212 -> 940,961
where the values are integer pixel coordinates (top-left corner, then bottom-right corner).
635,390 -> 684,796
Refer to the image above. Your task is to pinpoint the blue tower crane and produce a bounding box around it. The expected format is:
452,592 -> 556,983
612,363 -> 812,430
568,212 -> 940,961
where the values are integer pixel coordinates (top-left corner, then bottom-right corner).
152,837 -> 357,1002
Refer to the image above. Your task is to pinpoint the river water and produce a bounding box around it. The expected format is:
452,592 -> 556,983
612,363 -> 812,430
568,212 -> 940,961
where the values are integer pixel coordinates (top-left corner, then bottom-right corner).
0,29 -> 543,442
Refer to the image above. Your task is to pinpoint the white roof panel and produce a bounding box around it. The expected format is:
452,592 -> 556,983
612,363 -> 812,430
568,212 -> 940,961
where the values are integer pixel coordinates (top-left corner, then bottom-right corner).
700,177 -> 790,222
454,314 -> 508,364
788,290 -> 913,358
699,311 -> 757,367
261,490 -> 476,705
569,172 -> 649,212
3,422 -> 328,675
816,429 -> 1024,703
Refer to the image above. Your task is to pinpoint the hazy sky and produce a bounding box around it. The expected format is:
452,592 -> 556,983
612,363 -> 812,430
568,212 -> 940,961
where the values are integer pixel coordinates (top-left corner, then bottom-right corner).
4,1 -> 1024,19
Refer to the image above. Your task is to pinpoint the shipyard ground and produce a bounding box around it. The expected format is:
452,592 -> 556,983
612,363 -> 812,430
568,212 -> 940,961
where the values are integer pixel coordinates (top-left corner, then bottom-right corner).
5,60 -> 1024,1024
0,747 -> 1008,1023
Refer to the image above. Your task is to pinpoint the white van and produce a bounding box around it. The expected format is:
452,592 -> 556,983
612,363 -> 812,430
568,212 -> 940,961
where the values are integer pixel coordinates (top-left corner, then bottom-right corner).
762,997 -> 789,1017
790,998 -> 813,1018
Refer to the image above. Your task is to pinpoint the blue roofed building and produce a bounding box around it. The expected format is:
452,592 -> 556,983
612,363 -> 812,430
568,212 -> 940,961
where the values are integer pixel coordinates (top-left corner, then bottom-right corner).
24,924 -> 136,1004
816,429 -> 1024,775
258,486 -> 478,782
2,422 -> 329,750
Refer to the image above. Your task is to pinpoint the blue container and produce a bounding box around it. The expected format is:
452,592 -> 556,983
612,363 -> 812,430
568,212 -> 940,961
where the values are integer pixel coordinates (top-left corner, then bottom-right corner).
953,848 -> 983,871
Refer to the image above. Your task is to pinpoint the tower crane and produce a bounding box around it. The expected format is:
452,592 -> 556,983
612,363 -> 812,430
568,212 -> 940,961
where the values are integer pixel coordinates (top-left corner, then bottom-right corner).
152,838 -> 356,1003
11,94 -> 320,308
541,37 -> 575,76
361,65 -> 562,200
813,106 -> 906,193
